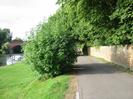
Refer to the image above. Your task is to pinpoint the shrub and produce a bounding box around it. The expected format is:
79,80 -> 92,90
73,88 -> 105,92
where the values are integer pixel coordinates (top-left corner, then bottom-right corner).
24,17 -> 77,78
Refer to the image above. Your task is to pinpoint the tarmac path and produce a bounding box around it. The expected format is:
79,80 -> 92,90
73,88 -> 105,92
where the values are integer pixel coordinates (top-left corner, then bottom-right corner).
75,56 -> 133,99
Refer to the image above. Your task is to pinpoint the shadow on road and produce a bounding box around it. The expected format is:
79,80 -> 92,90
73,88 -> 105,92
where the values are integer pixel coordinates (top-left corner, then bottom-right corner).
73,63 -> 122,75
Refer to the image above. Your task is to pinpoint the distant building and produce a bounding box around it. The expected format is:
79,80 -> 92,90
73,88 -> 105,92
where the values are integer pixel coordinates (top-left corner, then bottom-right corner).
9,39 -> 24,54
0,39 -> 24,66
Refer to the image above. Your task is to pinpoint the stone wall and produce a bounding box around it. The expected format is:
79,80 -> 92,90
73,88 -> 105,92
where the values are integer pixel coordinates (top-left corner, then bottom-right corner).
90,45 -> 133,70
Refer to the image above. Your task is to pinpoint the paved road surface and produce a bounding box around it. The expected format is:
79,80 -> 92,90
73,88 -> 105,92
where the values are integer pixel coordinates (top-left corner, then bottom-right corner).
75,56 -> 133,99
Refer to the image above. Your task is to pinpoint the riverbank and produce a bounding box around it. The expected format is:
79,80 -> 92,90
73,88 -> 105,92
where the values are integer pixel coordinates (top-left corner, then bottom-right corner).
0,62 -> 71,99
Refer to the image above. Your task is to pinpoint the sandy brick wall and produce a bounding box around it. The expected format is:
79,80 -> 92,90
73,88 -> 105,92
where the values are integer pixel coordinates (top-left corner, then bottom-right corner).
128,46 -> 133,70
90,45 -> 133,70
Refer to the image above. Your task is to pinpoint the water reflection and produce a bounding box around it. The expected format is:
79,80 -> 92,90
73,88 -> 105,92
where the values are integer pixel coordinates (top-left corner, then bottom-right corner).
0,54 -> 23,66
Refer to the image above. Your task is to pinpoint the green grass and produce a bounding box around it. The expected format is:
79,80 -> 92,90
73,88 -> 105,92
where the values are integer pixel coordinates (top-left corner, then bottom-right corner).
0,62 -> 70,99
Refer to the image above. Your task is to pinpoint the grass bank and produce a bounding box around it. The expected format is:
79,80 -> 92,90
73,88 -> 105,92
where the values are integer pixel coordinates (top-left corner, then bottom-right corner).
0,63 -> 70,99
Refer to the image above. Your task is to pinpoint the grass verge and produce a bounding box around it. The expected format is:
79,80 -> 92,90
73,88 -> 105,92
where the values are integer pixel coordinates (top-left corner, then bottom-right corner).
0,62 -> 71,99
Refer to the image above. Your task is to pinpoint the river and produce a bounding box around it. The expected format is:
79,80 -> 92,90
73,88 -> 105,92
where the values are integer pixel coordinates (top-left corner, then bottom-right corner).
0,54 -> 23,66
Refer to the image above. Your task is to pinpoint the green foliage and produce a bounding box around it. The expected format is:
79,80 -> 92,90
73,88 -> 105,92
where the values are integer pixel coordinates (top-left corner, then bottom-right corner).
24,0 -> 133,77
109,0 -> 133,44
0,42 -> 10,55
0,28 -> 12,55
24,13 -> 77,77
57,0 -> 133,45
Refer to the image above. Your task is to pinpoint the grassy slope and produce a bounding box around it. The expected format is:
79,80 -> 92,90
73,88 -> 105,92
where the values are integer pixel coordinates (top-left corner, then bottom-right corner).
0,63 -> 70,99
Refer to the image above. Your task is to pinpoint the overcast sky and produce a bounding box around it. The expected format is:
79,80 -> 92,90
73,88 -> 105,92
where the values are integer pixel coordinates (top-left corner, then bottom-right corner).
0,0 -> 59,40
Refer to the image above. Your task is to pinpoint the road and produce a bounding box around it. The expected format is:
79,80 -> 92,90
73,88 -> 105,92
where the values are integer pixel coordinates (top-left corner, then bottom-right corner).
75,56 -> 133,99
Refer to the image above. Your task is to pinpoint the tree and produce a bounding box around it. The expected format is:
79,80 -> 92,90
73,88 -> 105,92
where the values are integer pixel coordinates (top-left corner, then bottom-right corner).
24,0 -> 133,78
24,13 -> 77,78
0,28 -> 12,55
57,0 -> 133,45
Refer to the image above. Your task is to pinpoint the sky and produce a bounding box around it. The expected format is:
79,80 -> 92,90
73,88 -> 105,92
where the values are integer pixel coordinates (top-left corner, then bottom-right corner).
0,0 -> 59,40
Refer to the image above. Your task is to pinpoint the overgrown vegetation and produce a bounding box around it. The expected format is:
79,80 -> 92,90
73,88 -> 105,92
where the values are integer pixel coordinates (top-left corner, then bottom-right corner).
109,0 -> 133,44
24,13 -> 78,77
24,0 -> 133,77
57,0 -> 133,45
0,63 -> 70,99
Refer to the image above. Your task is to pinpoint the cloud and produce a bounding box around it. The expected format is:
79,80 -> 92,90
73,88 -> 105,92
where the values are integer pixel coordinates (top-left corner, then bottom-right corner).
0,0 -> 59,39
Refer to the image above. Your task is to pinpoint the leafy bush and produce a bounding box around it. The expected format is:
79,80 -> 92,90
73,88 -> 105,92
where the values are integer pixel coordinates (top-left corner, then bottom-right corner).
57,0 -> 133,45
24,15 -> 77,78
109,0 -> 133,44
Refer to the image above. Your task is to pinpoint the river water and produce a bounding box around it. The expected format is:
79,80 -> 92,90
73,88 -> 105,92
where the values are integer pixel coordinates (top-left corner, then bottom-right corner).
0,54 -> 23,66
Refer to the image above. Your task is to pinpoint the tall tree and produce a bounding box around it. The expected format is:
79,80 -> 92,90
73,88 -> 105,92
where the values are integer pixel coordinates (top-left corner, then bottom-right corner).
0,28 -> 12,55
